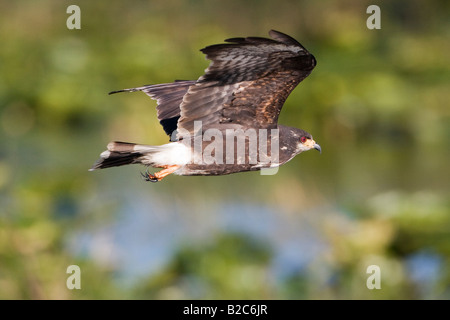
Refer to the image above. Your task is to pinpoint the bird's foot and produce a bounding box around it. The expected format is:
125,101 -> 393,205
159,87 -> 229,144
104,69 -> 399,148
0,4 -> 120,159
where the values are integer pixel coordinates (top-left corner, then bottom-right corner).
140,168 -> 160,183
140,165 -> 181,183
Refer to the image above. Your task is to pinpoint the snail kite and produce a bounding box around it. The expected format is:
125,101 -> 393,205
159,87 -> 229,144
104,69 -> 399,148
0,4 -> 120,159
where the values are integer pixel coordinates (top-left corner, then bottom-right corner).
90,30 -> 321,182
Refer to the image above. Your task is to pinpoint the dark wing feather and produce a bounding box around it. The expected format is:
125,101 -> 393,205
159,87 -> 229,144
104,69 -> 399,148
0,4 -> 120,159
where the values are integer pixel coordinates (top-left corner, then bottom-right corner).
109,80 -> 195,137
176,30 -> 316,135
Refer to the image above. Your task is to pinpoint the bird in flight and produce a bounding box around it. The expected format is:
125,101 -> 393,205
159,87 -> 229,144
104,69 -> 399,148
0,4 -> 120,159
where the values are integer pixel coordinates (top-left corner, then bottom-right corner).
90,30 -> 321,182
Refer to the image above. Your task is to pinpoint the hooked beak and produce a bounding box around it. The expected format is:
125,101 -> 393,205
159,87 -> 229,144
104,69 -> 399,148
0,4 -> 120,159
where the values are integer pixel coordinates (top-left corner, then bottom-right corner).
303,138 -> 322,154
313,143 -> 322,154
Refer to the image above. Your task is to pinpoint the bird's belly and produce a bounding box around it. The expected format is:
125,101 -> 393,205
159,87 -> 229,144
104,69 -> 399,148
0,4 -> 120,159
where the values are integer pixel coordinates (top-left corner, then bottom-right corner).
176,163 -> 270,176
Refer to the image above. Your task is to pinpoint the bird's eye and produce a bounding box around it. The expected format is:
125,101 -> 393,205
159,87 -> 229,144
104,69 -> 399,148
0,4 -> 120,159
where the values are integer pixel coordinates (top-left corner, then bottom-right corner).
300,136 -> 307,143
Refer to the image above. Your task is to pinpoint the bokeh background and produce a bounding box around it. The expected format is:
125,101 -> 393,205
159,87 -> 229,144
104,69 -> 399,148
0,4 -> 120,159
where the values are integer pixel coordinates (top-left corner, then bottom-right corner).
0,0 -> 449,299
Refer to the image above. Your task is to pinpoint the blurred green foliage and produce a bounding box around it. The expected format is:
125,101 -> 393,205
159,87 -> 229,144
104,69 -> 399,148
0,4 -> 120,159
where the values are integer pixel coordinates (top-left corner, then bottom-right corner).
0,0 -> 449,299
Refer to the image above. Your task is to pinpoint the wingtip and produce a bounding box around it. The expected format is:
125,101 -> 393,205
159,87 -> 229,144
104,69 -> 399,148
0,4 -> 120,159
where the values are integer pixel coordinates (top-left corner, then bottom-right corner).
108,87 -> 142,95
268,29 -> 283,38
268,29 -> 302,47
108,89 -> 125,95
268,29 -> 278,35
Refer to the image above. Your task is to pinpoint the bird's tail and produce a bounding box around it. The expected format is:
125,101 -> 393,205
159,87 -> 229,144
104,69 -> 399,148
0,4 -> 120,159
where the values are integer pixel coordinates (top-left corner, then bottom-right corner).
89,141 -> 154,171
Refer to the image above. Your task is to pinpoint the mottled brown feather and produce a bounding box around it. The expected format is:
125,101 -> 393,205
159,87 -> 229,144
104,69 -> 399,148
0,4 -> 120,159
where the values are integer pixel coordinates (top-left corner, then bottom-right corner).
176,30 -> 316,136
109,30 -> 316,139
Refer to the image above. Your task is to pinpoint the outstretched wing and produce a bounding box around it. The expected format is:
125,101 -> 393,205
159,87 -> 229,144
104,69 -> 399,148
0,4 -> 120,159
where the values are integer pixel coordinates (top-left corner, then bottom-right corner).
109,80 -> 195,138
176,30 -> 316,135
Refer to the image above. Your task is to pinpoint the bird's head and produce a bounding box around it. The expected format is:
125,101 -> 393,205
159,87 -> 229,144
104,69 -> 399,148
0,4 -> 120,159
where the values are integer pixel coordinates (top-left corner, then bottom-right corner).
297,131 -> 321,154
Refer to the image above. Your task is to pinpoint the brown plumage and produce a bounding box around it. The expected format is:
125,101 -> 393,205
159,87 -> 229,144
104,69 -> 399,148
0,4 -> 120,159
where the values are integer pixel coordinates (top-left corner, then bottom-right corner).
90,30 -> 320,182
176,30 -> 316,134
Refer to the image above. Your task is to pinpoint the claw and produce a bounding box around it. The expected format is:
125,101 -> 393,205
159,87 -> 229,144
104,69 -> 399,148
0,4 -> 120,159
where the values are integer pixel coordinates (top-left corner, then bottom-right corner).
140,168 -> 160,183
139,165 -> 180,183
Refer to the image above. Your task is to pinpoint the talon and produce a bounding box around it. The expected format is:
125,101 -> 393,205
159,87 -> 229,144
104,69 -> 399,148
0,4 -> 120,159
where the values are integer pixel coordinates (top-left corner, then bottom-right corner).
140,171 -> 148,180
140,165 -> 180,183
148,175 -> 160,183
140,170 -> 160,182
